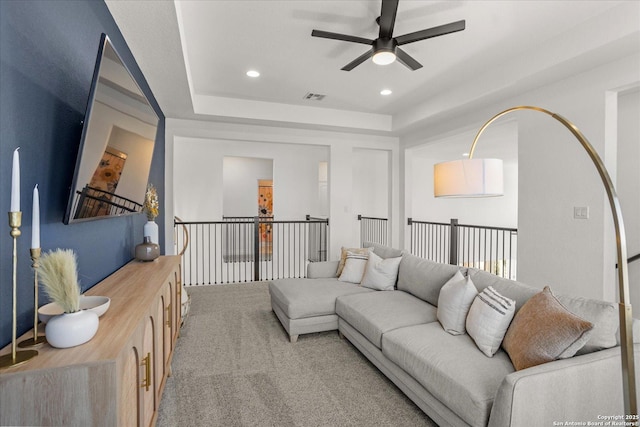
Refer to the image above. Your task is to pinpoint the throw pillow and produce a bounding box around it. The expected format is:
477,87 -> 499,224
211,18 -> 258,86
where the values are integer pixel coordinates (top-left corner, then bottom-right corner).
336,247 -> 373,276
466,286 -> 516,357
437,271 -> 478,335
338,250 -> 371,284
467,269 -> 539,312
502,286 -> 594,370
360,252 -> 402,290
557,294 -> 618,355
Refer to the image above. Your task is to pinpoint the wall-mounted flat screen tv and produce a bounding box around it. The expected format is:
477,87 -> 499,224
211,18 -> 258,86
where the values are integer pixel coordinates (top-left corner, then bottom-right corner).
64,33 -> 159,224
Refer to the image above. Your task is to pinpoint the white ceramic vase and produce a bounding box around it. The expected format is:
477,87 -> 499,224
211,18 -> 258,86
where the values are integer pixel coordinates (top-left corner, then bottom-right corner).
143,220 -> 159,245
45,310 -> 99,348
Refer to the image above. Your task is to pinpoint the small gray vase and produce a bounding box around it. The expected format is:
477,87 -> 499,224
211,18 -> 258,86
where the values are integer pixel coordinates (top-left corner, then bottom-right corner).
135,236 -> 160,261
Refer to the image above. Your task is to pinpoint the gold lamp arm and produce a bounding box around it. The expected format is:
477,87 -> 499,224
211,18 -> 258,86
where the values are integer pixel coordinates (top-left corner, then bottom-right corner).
470,105 -> 636,415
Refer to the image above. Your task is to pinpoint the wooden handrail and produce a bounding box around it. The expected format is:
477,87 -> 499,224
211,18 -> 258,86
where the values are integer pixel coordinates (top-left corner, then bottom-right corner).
174,216 -> 189,256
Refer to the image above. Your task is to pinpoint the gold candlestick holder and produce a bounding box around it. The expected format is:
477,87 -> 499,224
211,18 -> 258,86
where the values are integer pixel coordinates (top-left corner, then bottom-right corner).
0,212 -> 38,369
18,248 -> 47,348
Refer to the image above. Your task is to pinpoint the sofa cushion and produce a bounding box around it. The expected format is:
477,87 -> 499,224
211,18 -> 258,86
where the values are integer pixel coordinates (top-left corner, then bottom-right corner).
269,278 -> 372,320
363,241 -> 403,259
437,271 -> 478,335
360,252 -> 402,291
336,290 -> 437,349
397,253 -> 463,305
502,286 -> 594,370
466,286 -> 516,357
467,268 -> 538,312
307,260 -> 339,279
383,323 -> 514,427
557,293 -> 618,355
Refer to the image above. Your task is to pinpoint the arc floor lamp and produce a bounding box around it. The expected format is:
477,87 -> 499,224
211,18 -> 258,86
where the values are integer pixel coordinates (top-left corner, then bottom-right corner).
434,105 -> 636,415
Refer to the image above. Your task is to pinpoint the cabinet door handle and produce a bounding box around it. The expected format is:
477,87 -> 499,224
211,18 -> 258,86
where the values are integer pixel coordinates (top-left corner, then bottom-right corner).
166,303 -> 172,328
140,352 -> 151,391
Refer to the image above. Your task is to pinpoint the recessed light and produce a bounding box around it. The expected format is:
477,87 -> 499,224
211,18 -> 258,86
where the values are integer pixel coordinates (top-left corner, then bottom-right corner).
380,89 -> 392,96
246,70 -> 260,78
462,153 -> 470,157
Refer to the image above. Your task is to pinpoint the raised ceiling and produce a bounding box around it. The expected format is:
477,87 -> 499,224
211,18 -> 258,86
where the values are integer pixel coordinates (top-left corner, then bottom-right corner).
106,0 -> 639,135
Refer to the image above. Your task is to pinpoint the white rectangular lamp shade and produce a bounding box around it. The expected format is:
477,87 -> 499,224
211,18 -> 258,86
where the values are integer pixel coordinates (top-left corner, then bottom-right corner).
434,158 -> 504,197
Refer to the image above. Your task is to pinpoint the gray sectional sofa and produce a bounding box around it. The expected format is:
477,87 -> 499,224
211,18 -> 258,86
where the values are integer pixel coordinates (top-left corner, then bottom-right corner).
268,243 -> 639,427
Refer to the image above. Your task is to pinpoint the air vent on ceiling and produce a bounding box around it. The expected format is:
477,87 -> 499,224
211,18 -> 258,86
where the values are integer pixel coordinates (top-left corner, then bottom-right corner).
303,92 -> 326,101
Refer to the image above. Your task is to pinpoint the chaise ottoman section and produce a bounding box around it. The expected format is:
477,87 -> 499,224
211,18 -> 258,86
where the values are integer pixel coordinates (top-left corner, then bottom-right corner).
382,322 -> 515,427
336,290 -> 438,349
269,278 -> 373,342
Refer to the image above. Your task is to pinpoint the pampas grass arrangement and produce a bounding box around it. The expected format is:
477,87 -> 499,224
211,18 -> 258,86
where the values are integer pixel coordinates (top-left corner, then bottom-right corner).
38,249 -> 81,313
143,183 -> 159,221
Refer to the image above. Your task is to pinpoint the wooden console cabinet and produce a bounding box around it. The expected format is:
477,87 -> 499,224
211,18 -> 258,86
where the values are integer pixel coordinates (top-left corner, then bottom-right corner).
0,256 -> 182,427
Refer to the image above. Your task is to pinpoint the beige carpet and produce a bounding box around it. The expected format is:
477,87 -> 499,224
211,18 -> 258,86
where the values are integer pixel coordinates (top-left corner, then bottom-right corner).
157,282 -> 437,427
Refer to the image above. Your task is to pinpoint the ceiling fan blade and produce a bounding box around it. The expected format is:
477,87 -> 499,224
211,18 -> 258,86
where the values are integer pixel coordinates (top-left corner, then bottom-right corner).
312,29 -> 373,45
378,0 -> 399,39
395,20 -> 465,46
395,48 -> 423,71
341,49 -> 374,71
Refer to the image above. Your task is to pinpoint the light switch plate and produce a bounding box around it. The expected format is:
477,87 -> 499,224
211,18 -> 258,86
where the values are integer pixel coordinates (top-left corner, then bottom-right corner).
574,206 -> 589,219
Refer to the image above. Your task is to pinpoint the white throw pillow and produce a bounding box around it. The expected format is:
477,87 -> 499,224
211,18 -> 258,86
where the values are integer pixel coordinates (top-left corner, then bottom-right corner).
466,286 -> 515,357
437,271 -> 478,335
360,252 -> 402,290
338,250 -> 371,284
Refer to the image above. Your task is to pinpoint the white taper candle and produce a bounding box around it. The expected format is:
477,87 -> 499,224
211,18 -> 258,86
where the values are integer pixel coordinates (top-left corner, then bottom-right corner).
32,184 -> 40,249
11,147 -> 20,212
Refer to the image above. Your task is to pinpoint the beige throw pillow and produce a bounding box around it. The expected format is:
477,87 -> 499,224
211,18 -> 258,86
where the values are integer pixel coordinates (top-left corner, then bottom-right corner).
338,250 -> 371,284
502,286 -> 594,371
336,247 -> 373,276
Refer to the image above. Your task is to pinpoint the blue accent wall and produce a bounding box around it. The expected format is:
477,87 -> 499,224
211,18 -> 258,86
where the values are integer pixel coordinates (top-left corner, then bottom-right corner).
0,1 -> 165,348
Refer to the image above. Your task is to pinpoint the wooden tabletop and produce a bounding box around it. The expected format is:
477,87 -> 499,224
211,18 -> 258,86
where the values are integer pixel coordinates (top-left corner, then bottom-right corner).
0,255 -> 180,375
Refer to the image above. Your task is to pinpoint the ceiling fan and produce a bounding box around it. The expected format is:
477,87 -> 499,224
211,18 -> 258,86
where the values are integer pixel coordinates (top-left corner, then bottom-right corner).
311,0 -> 465,71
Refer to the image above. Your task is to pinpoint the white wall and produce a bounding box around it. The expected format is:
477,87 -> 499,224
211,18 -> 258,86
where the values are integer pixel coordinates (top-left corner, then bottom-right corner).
174,138 -> 327,221
222,156 -> 273,217
318,161 -> 328,217
352,148 -> 389,219
410,159 -> 518,228
166,119 -> 400,259
516,56 -> 639,301
407,122 -> 518,229
401,53 -> 640,303
618,88 -> 640,309
173,137 -> 222,220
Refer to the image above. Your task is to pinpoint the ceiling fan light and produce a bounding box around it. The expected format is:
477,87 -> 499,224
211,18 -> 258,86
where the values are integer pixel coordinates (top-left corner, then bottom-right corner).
372,50 -> 396,65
